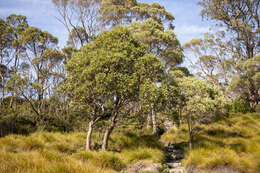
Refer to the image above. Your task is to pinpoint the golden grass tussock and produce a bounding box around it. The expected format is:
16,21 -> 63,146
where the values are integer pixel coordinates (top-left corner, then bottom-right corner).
0,150 -> 115,173
0,130 -> 165,173
120,147 -> 165,164
161,113 -> 260,173
73,151 -> 124,170
160,124 -> 188,144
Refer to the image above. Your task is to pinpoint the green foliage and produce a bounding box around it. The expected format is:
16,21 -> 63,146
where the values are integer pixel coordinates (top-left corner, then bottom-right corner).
0,104 -> 37,137
183,32 -> 234,92
231,99 -> 252,113
0,98 -> 90,137
99,0 -> 174,27
177,76 -> 230,117
198,0 -> 260,109
199,0 -> 259,54
128,18 -> 183,69
63,26 -> 162,106
230,55 -> 260,109
61,26 -> 163,150
176,76 -> 230,148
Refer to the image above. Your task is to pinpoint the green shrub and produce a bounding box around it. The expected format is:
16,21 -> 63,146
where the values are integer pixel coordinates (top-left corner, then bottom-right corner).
231,99 -> 252,113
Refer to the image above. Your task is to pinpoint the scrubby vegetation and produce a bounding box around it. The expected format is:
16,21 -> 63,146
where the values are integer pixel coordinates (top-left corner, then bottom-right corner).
161,113 -> 260,173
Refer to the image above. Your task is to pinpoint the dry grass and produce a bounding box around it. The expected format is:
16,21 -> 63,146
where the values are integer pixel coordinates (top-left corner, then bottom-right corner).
0,130 -> 165,173
161,113 -> 260,173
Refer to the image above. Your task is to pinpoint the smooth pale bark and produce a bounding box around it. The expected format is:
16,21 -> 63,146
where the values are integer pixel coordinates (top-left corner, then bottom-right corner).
86,120 -> 94,151
102,113 -> 118,150
187,114 -> 193,150
151,108 -> 157,135
146,114 -> 151,129
179,109 -> 182,126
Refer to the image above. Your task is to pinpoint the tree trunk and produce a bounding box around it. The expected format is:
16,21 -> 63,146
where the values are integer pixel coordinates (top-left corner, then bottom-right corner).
146,114 -> 151,129
102,113 -> 118,151
187,114 -> 193,150
151,108 -> 157,135
10,49 -> 18,108
0,75 -> 4,105
189,135 -> 192,150
179,109 -> 182,126
86,120 -> 94,151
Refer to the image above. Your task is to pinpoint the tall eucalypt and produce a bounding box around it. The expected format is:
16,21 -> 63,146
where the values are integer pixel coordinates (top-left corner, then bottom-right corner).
61,26 -> 163,150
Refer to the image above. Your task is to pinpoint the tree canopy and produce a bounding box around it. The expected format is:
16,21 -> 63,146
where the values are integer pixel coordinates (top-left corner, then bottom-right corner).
61,26 -> 163,150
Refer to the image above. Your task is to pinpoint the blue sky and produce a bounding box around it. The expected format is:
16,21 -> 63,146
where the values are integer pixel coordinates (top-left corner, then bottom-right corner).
0,0 -> 211,48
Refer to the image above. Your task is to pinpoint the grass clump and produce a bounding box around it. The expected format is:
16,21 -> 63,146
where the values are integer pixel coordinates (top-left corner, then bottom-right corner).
0,129 -> 165,173
121,147 -> 165,164
73,151 -> 124,170
161,125 -> 188,144
0,150 -> 115,173
184,148 -> 240,169
161,113 -> 260,173
109,131 -> 164,151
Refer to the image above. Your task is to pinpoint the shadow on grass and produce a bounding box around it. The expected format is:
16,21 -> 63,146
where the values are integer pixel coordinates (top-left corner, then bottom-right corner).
109,131 -> 164,152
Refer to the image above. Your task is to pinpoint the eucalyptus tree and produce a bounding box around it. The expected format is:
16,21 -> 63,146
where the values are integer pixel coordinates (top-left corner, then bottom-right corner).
0,19 -> 11,65
52,0 -> 176,47
183,32 -> 235,92
139,82 -> 164,135
0,15 -> 29,105
8,27 -> 64,115
196,0 -> 260,107
199,0 -> 260,60
5,14 -> 29,74
99,0 -> 174,27
176,76 -> 230,149
127,17 -> 183,131
128,18 -> 183,70
52,0 -> 102,48
0,19 -> 11,104
62,26 -> 162,150
139,81 -> 179,135
230,55 -> 260,108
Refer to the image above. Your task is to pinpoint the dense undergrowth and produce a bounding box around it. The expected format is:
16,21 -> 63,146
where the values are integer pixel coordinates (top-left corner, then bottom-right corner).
161,113 -> 260,173
0,130 -> 165,173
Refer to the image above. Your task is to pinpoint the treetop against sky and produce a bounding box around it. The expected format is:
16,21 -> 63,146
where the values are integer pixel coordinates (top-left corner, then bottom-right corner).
0,0 -> 211,47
